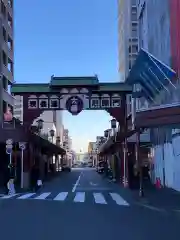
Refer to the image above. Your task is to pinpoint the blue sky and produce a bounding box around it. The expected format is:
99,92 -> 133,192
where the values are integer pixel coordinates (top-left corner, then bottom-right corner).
14,0 -> 119,152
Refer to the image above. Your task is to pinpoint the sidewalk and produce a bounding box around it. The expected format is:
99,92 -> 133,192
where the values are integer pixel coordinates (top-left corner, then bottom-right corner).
0,171 -> 62,195
132,186 -> 180,212
107,177 -> 180,213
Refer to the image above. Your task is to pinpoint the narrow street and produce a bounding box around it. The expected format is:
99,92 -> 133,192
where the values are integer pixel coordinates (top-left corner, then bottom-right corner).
0,168 -> 179,240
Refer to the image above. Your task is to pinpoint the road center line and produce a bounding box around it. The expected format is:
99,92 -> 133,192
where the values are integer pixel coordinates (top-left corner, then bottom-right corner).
72,172 -> 82,192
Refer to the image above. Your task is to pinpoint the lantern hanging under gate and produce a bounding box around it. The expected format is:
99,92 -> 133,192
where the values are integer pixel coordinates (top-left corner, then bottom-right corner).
111,118 -> 117,129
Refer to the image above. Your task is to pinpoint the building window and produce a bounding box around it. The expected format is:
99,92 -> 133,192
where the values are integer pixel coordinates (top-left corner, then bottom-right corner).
3,27 -> 7,42
131,12 -> 137,21
2,51 -> 7,66
132,45 -> 138,53
131,0 -> 137,5
8,58 -> 13,72
7,84 -> 11,94
1,1 -> 6,17
3,101 -> 7,113
13,110 -> 22,115
8,13 -> 12,28
2,76 -> 7,90
8,36 -> 13,49
14,104 -> 22,109
8,0 -> 13,8
132,29 -> 137,38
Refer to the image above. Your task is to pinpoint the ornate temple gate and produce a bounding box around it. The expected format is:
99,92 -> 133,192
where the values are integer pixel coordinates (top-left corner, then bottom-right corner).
11,76 -> 132,183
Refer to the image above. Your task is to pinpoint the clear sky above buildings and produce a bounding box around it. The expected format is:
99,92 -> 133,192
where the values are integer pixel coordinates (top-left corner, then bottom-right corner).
14,0 -> 119,152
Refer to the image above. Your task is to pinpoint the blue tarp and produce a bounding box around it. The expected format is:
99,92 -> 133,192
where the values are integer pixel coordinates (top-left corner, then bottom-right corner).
126,49 -> 176,102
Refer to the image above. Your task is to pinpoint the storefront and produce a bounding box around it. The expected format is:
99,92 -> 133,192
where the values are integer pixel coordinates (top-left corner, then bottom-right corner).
126,49 -> 180,191
0,119 -> 65,189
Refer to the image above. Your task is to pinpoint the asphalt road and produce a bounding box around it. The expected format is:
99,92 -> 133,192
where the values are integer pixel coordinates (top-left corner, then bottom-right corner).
0,168 -> 180,240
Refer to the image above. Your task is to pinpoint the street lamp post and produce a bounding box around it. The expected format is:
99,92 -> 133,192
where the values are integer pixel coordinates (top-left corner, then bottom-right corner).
111,119 -> 117,182
49,129 -> 55,173
36,119 -> 44,133
111,118 -> 117,141
110,118 -> 117,129
56,136 -> 61,171
56,136 -> 61,146
104,130 -> 109,139
49,129 -> 55,143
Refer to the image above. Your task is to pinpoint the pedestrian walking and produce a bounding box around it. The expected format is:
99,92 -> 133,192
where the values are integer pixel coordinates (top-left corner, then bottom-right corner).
31,164 -> 40,192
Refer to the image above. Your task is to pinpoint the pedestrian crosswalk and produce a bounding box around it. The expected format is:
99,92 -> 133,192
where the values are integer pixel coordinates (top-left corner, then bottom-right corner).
0,191 -> 129,206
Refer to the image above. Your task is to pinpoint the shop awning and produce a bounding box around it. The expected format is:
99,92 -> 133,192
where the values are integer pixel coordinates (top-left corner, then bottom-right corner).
126,49 -> 176,102
99,129 -> 137,154
0,119 -> 66,155
135,103 -> 180,128
29,133 -> 66,155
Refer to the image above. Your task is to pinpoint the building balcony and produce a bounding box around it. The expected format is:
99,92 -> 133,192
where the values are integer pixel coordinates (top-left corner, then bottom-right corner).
2,65 -> 14,83
1,16 -> 13,40
2,41 -> 14,62
6,1 -> 13,18
2,88 -> 14,106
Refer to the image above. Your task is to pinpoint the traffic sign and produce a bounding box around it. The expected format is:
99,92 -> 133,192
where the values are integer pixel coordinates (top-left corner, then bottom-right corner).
6,144 -> 13,149
19,142 -> 26,150
6,139 -> 13,145
6,148 -> 12,154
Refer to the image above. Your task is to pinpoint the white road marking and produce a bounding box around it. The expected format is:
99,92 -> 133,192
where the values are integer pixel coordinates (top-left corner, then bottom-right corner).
72,172 -> 82,192
138,203 -> 164,212
110,193 -> 129,206
93,193 -> 107,204
1,194 -> 19,199
90,182 -> 98,186
53,192 -> 68,201
17,193 -> 36,199
1,191 -> 131,207
34,192 -> 51,200
73,192 -> 85,202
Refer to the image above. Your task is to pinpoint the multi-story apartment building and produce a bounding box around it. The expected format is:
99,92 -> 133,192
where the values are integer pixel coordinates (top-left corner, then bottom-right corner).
136,0 -> 172,110
0,0 -> 14,123
134,0 -> 180,191
118,0 -> 138,82
88,141 -> 98,166
63,129 -> 72,152
56,110 -> 64,145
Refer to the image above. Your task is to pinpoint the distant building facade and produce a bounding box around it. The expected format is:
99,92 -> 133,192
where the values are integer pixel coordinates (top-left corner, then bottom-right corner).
118,0 -> 138,82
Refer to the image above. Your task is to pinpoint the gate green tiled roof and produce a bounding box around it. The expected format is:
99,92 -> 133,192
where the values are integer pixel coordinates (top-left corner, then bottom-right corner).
50,76 -> 99,86
98,82 -> 132,92
11,76 -> 132,94
11,83 -> 50,93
